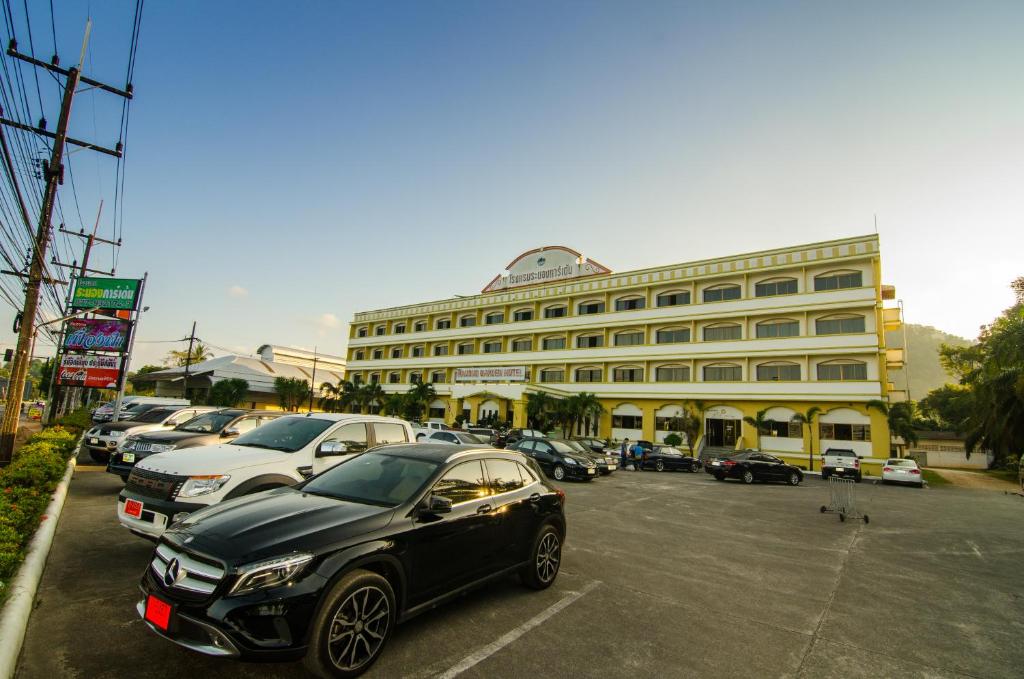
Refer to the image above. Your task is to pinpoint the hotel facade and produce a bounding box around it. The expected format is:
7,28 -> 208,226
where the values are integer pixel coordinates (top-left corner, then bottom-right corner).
346,235 -> 904,472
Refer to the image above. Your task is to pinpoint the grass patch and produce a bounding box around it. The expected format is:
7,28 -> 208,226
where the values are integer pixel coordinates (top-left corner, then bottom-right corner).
922,469 -> 951,487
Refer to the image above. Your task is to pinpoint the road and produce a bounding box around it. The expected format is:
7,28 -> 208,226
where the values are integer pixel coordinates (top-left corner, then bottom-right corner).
14,449 -> 1024,678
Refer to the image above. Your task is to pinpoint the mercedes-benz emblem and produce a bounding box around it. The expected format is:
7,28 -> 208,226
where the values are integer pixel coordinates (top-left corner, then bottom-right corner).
163,558 -> 186,587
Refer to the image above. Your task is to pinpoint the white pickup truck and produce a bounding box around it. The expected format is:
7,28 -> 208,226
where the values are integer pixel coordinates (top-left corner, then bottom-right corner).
411,421 -> 452,440
821,448 -> 863,482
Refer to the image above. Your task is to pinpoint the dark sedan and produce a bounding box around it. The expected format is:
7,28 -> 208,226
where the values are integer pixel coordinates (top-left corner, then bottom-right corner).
509,437 -> 598,481
573,437 -> 608,453
641,446 -> 701,472
707,451 -> 804,485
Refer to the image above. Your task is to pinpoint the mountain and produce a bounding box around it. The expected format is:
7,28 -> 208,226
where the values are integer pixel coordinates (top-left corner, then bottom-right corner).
885,323 -> 972,399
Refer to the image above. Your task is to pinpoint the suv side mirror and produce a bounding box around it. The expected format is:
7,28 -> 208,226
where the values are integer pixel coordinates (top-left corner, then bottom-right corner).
221,427 -> 240,438
426,495 -> 452,514
316,441 -> 349,457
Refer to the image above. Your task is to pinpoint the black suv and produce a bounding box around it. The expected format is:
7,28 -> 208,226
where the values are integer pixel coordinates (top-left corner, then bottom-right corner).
137,444 -> 566,677
509,437 -> 599,481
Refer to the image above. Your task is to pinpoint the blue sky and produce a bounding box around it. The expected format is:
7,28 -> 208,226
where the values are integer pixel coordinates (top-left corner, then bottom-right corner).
5,0 -> 1023,367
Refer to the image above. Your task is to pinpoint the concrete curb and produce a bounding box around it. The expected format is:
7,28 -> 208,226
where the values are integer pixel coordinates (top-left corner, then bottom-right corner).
0,455 -> 77,679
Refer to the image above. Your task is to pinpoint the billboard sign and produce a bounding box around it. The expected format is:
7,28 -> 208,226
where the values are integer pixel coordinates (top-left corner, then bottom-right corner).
453,366 -> 527,382
63,318 -> 131,352
57,354 -> 121,388
71,277 -> 141,311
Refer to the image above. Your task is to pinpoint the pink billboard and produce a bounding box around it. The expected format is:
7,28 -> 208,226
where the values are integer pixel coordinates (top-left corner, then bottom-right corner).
63,318 -> 131,353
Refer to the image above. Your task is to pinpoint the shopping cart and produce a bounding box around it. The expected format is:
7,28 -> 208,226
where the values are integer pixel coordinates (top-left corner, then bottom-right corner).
820,476 -> 869,524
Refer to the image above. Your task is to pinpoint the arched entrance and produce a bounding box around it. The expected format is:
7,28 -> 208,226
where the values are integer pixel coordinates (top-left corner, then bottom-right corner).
704,405 -> 743,447
478,399 -> 500,424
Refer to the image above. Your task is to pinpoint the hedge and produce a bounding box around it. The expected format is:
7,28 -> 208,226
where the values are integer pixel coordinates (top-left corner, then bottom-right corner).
0,426 -> 78,600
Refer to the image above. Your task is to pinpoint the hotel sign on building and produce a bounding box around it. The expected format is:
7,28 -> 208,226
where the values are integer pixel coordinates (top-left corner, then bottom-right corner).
482,246 -> 611,292
454,366 -> 527,382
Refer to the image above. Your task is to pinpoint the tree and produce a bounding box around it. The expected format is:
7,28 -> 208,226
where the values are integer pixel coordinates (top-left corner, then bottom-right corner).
669,403 -> 702,456
37,358 -> 54,397
663,433 -> 683,447
381,393 -> 407,417
917,385 -> 973,431
742,409 -> 771,452
360,382 -> 385,414
320,380 -> 360,413
526,392 -> 559,433
887,401 -> 919,448
792,406 -> 822,471
404,381 -> 436,421
207,378 -> 250,407
274,376 -> 309,412
166,343 -> 213,367
575,392 -> 605,437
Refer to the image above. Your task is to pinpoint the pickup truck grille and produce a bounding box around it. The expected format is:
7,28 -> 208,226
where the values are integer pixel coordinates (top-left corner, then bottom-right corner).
126,468 -> 185,501
150,542 -> 226,597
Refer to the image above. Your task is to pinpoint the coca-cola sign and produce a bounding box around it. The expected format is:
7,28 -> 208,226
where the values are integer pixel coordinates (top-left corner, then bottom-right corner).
57,354 -> 121,388
63,318 -> 131,352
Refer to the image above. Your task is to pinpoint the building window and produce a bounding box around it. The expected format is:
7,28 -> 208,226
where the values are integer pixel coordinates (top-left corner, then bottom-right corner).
410,372 -> 422,384
766,420 -> 802,438
817,361 -> 868,381
372,349 -> 383,360
430,371 -> 445,383
656,328 -> 690,344
614,296 -> 645,311
350,374 -> 362,385
411,345 -> 424,358
703,364 -> 742,381
614,331 -> 644,346
544,306 -> 567,319
433,345 -> 449,357
819,422 -> 871,441
513,309 -> 534,322
816,315 -> 866,335
483,340 -> 502,353
578,301 -> 605,315
388,372 -> 401,384
656,291 -> 690,307
485,312 -> 504,325
391,347 -> 402,359
756,363 -> 802,381
457,343 -> 474,355
370,372 -> 380,384
575,367 -> 602,382
428,406 -> 446,419
613,367 -> 644,382
436,319 -> 451,330
357,327 -> 368,338
394,324 -> 406,334
756,320 -> 800,338
542,336 -> 566,350
612,414 -> 643,429
354,350 -> 365,361
539,369 -> 565,383
703,324 -> 742,341
577,334 -> 603,348
375,326 -> 386,336
655,365 -> 690,382
414,321 -> 426,332
755,278 -> 798,297
703,284 -> 741,303
511,338 -> 532,352
459,316 -> 476,328
814,271 -> 863,291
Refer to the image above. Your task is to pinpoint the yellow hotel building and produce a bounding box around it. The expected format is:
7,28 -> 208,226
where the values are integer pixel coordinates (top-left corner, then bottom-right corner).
346,235 -> 904,472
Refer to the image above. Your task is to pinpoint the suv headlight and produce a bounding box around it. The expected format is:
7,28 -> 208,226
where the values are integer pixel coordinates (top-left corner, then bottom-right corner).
229,553 -> 314,596
150,443 -> 176,453
176,475 -> 231,498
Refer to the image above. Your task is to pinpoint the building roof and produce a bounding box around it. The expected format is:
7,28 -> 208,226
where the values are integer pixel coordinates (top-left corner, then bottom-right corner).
912,430 -> 966,441
256,344 -> 346,371
135,354 -> 345,394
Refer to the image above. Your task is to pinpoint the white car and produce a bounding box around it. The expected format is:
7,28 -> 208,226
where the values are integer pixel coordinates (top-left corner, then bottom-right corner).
117,413 -> 414,539
411,421 -> 452,440
427,431 -> 492,445
882,458 -> 924,487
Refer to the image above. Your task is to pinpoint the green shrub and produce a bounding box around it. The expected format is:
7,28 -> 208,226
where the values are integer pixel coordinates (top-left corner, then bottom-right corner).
52,408 -> 92,435
664,433 -> 683,447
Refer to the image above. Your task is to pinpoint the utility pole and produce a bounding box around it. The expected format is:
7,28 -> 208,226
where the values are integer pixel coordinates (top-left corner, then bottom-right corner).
182,322 -> 197,401
0,29 -> 131,461
308,346 -> 318,412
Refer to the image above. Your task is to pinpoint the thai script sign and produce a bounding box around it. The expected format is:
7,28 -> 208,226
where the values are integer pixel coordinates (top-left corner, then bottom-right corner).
453,366 -> 527,382
63,318 -> 131,352
482,246 -> 611,292
57,354 -> 121,388
71,277 -> 141,311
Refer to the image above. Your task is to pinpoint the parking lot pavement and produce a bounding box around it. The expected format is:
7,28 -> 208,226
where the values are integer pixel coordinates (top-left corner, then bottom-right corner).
15,453 -> 1024,679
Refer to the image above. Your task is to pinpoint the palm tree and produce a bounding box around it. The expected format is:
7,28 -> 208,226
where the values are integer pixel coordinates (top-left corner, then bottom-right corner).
526,392 -> 558,432
742,408 -> 771,452
381,392 -> 407,417
576,392 -> 605,437
166,342 -> 213,367
669,404 -> 702,456
887,401 -> 919,451
319,379 -> 359,413
405,381 -> 436,421
360,382 -> 385,414
792,406 -> 822,471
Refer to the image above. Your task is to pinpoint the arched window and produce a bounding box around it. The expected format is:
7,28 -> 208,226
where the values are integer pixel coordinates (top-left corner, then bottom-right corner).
375,326 -> 386,336
655,364 -> 690,382
614,295 -> 646,311
612,365 -> 644,382
703,284 -> 741,303
814,269 -> 863,291
755,277 -> 798,297
703,323 -> 742,341
815,314 -> 866,335
614,329 -> 645,346
410,345 -> 425,358
357,327 -> 368,338
433,344 -> 449,357
543,304 -> 567,319
512,307 -> 534,322
391,347 -> 402,359
756,318 -> 800,338
484,311 -> 504,325
413,320 -> 426,332
369,372 -> 380,384
430,370 -> 445,384
394,323 -> 406,334
511,337 -> 532,352
655,327 -> 690,344
372,349 -> 383,360
482,339 -> 503,353
703,363 -> 742,381
575,366 -> 603,383
539,368 -> 565,383
576,333 -> 603,348
409,372 -> 422,384
458,314 -> 477,328
656,290 -> 690,307
435,318 -> 451,330
817,360 -> 868,381
388,372 -> 401,384
457,342 -> 474,355
354,350 -> 365,361
756,362 -> 801,381
577,299 -> 605,315
542,335 -> 566,350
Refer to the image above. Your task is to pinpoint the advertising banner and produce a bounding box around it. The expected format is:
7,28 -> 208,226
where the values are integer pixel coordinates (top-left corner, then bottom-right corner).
57,354 -> 121,388
71,277 -> 141,311
453,366 -> 527,382
63,318 -> 131,352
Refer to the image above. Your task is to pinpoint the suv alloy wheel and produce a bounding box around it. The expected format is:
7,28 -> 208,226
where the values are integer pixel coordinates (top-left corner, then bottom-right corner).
521,524 -> 562,590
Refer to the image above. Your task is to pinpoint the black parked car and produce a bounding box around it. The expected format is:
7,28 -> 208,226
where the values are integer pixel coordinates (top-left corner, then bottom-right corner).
642,446 -> 702,472
573,437 -> 607,453
504,428 -> 546,447
138,444 -> 565,678
509,437 -> 598,481
565,440 -> 617,475
107,410 -> 283,482
706,451 -> 804,485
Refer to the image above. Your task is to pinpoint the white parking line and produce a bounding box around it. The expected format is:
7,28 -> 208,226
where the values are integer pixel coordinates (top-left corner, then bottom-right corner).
436,580 -> 601,679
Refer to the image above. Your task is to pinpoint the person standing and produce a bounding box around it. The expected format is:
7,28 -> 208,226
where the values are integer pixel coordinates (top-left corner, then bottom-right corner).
631,441 -> 644,471
619,438 -> 630,470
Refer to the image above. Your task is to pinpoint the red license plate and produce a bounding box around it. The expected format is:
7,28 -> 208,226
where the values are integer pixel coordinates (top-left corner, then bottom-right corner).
144,594 -> 173,631
124,499 -> 143,518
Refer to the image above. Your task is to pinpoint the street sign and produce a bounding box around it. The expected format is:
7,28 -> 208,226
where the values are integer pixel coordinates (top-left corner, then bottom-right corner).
70,277 -> 141,311
63,318 -> 131,352
56,354 -> 121,388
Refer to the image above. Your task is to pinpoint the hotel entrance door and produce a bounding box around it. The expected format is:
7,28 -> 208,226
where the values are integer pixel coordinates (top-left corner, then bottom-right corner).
706,418 -> 741,447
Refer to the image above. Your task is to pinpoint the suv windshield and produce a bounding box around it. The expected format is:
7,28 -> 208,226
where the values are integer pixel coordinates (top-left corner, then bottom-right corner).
132,407 -> 177,423
302,453 -> 439,507
177,411 -> 236,433
232,416 -> 334,453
